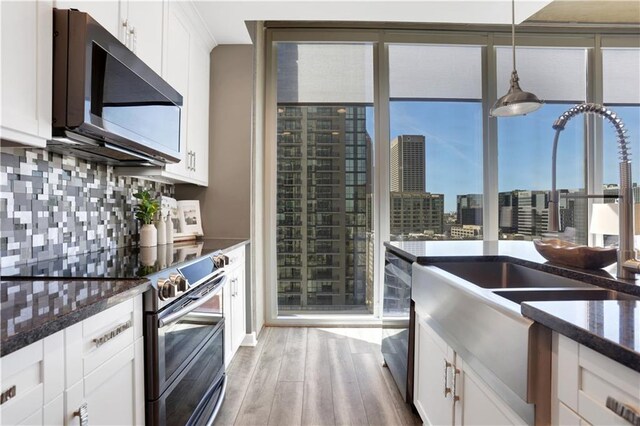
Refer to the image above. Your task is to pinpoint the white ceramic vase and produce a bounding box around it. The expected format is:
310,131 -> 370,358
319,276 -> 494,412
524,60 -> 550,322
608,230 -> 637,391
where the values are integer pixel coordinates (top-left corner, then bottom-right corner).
140,223 -> 158,247
157,217 -> 167,245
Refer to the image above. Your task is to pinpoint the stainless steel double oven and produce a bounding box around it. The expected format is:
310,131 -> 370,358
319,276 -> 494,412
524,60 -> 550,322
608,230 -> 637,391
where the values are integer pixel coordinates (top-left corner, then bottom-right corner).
144,256 -> 228,426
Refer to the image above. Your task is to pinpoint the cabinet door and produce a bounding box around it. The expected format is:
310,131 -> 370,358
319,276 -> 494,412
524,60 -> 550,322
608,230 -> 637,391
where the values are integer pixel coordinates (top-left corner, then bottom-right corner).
65,345 -> 137,426
230,264 -> 246,355
162,2 -> 190,179
223,274 -> 233,367
0,0 -> 51,147
126,0 -> 164,75
187,36 -> 211,185
54,0 -> 122,39
0,331 -> 64,426
456,358 -> 527,425
414,313 -> 454,426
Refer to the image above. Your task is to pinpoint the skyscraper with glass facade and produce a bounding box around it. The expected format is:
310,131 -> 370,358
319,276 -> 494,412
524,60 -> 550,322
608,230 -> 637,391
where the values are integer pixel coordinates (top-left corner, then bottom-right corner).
276,105 -> 373,312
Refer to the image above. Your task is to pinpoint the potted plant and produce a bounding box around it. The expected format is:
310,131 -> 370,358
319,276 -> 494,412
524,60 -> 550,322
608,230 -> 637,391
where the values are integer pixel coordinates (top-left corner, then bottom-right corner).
134,189 -> 160,247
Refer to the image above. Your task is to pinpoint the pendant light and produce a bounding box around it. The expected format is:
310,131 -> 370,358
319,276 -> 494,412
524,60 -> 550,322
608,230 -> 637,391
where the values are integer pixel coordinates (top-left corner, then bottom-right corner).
490,0 -> 543,117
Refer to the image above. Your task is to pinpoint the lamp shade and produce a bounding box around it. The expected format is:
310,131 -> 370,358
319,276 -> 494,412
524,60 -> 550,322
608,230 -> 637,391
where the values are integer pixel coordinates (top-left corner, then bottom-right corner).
490,71 -> 543,117
589,203 -> 640,235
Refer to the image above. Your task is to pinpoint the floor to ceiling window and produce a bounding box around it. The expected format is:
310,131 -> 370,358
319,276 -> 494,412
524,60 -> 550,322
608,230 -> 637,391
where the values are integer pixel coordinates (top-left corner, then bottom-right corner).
265,28 -> 639,322
275,43 -> 375,314
496,46 -> 588,243
388,45 -> 484,241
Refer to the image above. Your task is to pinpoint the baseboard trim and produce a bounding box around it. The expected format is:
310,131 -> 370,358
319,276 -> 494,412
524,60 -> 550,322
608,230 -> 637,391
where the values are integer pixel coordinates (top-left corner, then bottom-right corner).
240,332 -> 258,347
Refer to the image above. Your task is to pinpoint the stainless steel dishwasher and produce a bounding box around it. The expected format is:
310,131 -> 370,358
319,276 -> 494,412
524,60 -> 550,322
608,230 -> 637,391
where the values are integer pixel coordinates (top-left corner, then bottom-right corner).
382,249 -> 415,404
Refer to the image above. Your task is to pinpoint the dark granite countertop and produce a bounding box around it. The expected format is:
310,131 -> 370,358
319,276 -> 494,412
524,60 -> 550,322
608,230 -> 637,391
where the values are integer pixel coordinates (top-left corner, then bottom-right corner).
385,240 -> 640,297
0,278 -> 150,356
1,238 -> 249,357
522,300 -> 640,373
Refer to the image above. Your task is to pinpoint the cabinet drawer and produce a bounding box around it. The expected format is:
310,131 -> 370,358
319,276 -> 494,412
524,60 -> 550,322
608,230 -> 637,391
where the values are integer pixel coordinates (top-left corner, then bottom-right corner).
555,333 -> 640,426
66,295 -> 143,384
225,245 -> 245,267
0,331 -> 64,425
578,345 -> 640,426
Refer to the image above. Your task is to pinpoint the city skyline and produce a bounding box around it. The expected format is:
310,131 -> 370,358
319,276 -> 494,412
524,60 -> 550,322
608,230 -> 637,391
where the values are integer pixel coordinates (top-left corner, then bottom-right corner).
366,102 -> 640,212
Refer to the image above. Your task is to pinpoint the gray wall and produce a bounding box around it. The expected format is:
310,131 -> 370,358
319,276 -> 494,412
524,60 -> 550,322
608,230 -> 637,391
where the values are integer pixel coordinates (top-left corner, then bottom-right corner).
176,45 -> 253,240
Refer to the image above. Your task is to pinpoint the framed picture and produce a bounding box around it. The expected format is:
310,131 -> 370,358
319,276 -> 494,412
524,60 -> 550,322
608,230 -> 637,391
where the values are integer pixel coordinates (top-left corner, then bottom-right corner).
177,200 -> 204,238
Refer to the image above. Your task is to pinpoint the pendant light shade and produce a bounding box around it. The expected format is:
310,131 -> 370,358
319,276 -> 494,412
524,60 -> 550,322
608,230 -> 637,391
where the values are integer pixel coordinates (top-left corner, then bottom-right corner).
490,0 -> 543,117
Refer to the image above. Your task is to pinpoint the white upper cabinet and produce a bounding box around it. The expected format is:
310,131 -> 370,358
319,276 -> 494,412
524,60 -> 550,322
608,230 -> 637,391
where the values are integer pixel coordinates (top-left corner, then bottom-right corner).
0,0 -> 52,147
3,0 -> 213,186
123,1 -> 165,75
162,1 -> 191,179
54,0 -> 164,75
186,34 -> 211,186
54,0 -> 121,38
119,1 -> 214,186
160,1 -> 211,186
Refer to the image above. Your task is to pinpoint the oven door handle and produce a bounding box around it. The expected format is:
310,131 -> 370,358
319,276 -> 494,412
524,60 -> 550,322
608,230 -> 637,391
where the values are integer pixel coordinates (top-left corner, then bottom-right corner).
158,274 -> 227,328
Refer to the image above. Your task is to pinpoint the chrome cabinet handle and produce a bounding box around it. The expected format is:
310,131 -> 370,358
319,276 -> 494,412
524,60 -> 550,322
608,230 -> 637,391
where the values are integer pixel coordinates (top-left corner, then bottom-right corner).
92,320 -> 132,347
452,367 -> 461,403
129,26 -> 137,52
74,402 -> 88,426
187,151 -> 194,171
121,19 -> 129,47
192,151 -> 196,172
606,396 -> 639,425
444,360 -> 452,397
0,385 -> 16,405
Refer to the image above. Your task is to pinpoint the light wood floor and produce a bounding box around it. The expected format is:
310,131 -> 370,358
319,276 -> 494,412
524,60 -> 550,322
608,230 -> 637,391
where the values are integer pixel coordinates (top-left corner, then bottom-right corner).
214,327 -> 422,426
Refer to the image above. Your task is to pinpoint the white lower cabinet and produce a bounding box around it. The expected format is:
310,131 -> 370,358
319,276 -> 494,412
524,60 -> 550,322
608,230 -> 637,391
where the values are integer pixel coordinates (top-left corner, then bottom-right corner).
224,245 -> 247,367
0,295 -> 144,425
64,294 -> 145,425
414,308 -> 526,426
0,331 -> 65,425
553,332 -> 640,426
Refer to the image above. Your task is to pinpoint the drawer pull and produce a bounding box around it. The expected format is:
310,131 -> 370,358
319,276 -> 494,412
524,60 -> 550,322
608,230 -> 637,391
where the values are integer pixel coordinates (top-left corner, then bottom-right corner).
74,402 -> 89,426
0,385 -> 16,405
444,360 -> 452,397
452,367 -> 461,403
93,320 -> 132,348
606,396 -> 640,426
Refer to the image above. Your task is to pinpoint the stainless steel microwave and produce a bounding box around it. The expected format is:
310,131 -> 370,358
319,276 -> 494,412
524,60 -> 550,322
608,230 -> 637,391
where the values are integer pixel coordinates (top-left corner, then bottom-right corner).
50,8 -> 182,166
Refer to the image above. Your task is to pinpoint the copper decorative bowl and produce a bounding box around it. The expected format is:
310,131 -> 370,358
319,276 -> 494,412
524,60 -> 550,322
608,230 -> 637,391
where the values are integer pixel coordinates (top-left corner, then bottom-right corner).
533,238 -> 618,270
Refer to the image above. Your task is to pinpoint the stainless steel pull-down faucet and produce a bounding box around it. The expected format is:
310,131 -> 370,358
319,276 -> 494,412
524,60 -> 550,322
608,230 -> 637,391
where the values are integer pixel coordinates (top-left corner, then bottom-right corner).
547,103 -> 640,279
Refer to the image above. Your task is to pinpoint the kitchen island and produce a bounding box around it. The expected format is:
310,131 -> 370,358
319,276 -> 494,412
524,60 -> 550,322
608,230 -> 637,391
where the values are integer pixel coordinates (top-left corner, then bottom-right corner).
387,240 -> 639,425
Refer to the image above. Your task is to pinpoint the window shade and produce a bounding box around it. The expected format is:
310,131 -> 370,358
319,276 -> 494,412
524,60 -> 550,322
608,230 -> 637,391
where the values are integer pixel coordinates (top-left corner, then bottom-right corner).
389,45 -> 482,100
496,47 -> 587,102
603,48 -> 640,105
277,43 -> 374,104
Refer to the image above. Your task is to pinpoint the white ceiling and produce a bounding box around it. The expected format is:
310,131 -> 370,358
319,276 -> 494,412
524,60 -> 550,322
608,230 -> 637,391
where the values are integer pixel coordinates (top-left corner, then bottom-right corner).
193,0 -> 554,45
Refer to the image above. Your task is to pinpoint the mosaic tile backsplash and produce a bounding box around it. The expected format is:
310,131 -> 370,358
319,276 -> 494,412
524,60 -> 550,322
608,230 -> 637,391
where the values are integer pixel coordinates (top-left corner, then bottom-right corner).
0,148 -> 173,269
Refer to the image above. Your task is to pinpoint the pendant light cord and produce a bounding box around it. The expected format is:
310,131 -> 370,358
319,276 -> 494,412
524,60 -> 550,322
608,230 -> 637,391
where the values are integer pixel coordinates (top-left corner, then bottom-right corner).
511,0 -> 516,71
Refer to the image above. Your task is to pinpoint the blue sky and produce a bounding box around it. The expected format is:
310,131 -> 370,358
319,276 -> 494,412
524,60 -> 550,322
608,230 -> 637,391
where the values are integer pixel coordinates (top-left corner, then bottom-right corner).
366,102 -> 640,212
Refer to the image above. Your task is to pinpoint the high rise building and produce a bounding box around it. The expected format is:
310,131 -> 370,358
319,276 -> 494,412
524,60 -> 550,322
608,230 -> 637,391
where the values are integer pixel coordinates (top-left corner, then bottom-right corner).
456,193 -> 483,225
390,135 -> 426,192
276,105 -> 373,312
390,192 -> 444,236
389,134 -> 444,238
499,190 -> 549,238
